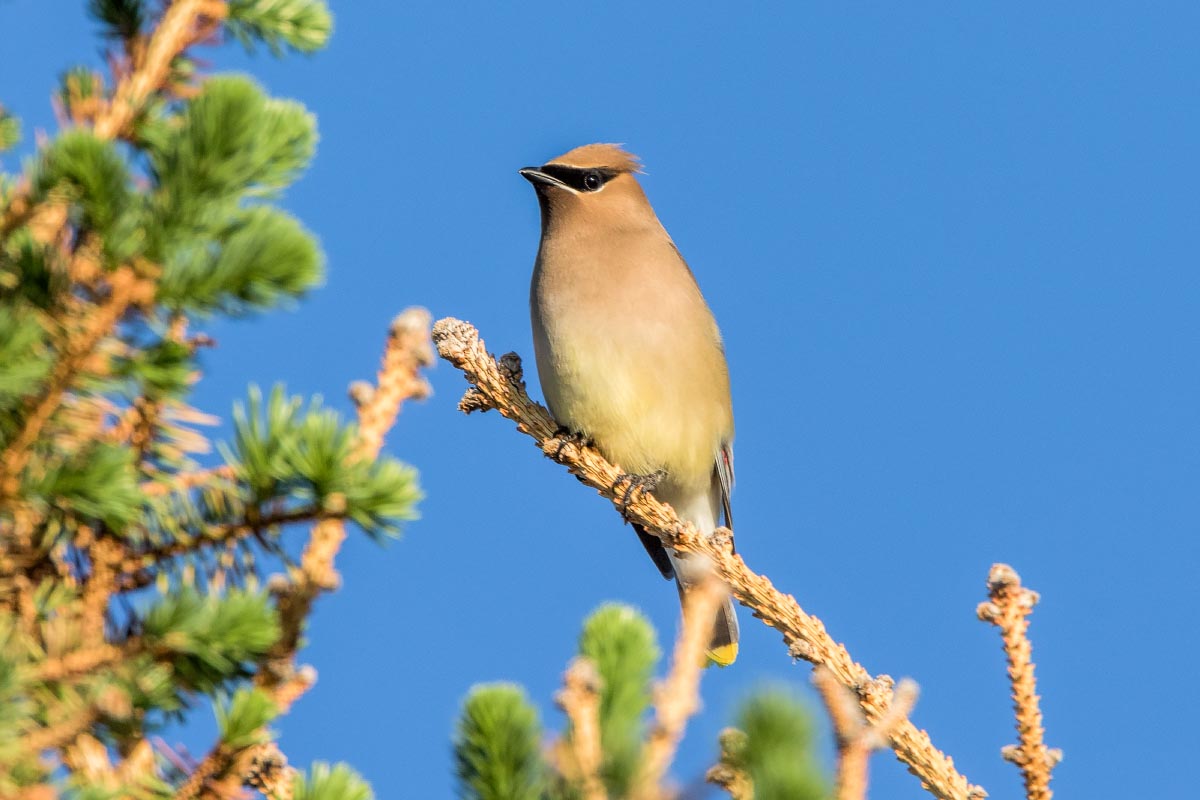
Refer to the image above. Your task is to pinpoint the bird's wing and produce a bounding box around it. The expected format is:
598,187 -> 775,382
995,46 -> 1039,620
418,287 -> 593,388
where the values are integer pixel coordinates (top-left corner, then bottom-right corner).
634,523 -> 675,579
716,442 -> 735,534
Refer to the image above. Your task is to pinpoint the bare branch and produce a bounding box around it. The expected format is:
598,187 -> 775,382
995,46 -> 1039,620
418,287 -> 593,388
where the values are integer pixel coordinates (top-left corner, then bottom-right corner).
814,666 -> 920,800
977,564 -> 1060,800
633,579 -> 725,800
96,0 -> 222,139
36,643 -> 129,683
554,657 -> 607,800
432,317 -> 987,800
267,307 -> 433,694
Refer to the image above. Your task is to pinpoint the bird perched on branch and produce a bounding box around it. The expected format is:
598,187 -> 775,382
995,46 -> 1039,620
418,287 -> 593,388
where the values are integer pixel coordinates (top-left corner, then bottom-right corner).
520,144 -> 739,666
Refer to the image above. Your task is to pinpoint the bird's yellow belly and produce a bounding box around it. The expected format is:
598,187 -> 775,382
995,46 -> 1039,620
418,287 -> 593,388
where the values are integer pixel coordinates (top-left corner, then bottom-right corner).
536,331 -> 727,493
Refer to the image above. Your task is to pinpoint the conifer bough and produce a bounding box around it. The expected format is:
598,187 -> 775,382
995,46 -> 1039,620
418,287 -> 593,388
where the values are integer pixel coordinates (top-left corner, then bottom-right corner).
1,2 -> 426,799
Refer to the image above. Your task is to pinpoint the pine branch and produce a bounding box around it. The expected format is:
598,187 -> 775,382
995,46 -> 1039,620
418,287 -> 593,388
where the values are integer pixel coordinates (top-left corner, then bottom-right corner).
23,705 -> 101,755
632,579 -> 725,800
432,317 -> 987,800
117,506 -> 328,590
976,564 -> 1060,800
266,307 -> 432,685
178,308 -> 431,800
141,465 -> 237,497
36,642 -> 130,683
554,658 -> 606,800
95,0 -> 223,139
813,665 -> 920,800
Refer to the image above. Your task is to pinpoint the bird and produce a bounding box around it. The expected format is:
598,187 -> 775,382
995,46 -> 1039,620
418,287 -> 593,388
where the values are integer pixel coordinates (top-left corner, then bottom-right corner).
520,143 -> 739,666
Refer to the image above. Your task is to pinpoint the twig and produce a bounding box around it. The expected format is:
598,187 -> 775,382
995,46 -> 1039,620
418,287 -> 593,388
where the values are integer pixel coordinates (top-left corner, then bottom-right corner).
432,318 -> 987,800
267,307 -> 433,691
705,728 -> 753,800
243,742 -> 295,800
36,643 -> 129,683
117,506 -> 326,584
633,578 -> 725,800
554,657 -> 607,800
813,665 -> 920,800
976,564 -> 1060,800
140,465 -> 236,497
95,0 -> 219,139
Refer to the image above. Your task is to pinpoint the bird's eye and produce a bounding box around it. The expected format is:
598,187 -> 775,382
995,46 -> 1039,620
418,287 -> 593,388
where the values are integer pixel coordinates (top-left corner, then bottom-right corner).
582,171 -> 604,191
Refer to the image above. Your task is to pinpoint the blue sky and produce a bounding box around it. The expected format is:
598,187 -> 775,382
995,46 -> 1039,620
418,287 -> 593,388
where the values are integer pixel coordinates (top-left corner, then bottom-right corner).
3,2 -> 1199,797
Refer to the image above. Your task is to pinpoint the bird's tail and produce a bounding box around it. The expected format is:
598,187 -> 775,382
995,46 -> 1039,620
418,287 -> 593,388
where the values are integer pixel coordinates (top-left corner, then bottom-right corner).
705,593 -> 740,667
676,578 -> 740,667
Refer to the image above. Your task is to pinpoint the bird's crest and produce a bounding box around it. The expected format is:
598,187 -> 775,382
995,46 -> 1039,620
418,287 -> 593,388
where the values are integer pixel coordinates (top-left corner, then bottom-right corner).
546,143 -> 643,174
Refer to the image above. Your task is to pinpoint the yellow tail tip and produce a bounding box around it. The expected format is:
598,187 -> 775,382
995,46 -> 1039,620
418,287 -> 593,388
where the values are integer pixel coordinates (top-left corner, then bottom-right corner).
706,643 -> 738,667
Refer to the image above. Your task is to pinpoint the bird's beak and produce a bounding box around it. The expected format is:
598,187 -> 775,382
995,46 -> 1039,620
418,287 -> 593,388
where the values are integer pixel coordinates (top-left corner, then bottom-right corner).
519,167 -> 568,190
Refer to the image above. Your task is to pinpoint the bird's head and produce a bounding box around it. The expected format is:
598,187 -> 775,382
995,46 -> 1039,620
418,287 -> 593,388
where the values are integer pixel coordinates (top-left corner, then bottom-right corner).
520,144 -> 651,230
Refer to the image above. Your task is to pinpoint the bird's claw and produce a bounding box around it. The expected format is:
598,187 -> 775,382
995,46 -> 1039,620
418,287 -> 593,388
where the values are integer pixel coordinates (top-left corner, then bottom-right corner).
612,469 -> 667,518
550,426 -> 592,460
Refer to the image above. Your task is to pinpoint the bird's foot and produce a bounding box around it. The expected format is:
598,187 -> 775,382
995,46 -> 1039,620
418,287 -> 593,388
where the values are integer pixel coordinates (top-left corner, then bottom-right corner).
612,469 -> 667,519
550,426 -> 592,460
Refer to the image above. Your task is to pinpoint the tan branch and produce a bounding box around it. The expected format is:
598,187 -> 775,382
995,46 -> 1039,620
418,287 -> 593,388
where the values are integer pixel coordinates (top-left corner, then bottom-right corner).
976,564 -> 1060,800
36,642 -> 129,683
24,705 -> 100,755
814,665 -> 920,800
266,308 -> 432,697
349,306 -> 434,462
432,317 -> 986,800
80,536 -> 125,646
117,506 -> 324,585
95,0 -> 222,139
633,578 -> 725,800
0,267 -> 149,500
171,746 -> 230,800
554,657 -> 607,800
141,465 -> 236,497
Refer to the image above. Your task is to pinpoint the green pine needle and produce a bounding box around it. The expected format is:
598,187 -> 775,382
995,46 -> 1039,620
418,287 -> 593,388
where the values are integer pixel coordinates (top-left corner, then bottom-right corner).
87,0 -> 146,40
222,385 -> 421,538
454,684 -> 547,800
227,0 -> 334,56
142,588 -> 281,695
0,108 -> 20,153
736,689 -> 829,800
578,603 -> 659,797
216,686 -> 279,749
33,129 -> 142,263
159,205 -> 324,314
29,443 -> 142,530
293,762 -> 374,800
0,307 -> 51,414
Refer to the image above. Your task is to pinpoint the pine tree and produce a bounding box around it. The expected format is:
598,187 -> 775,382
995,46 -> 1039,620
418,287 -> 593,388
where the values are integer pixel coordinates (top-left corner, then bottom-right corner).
0,3 -> 424,798
451,605 -> 829,800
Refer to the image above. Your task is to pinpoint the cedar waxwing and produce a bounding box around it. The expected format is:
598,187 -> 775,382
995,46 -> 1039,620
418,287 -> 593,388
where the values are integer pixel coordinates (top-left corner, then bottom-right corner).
520,143 -> 739,666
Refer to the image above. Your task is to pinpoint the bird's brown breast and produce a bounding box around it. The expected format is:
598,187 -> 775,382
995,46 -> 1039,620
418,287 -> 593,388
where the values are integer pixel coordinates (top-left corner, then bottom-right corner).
530,230 -> 732,494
